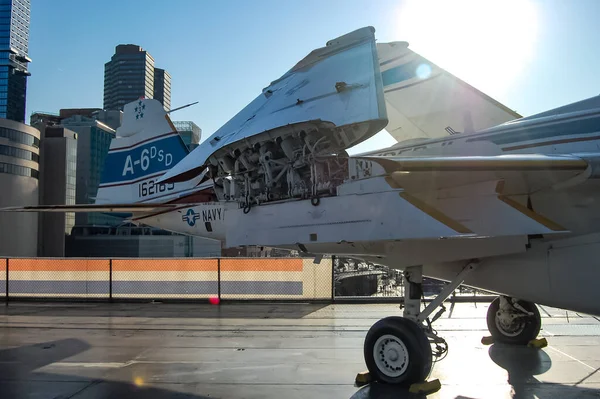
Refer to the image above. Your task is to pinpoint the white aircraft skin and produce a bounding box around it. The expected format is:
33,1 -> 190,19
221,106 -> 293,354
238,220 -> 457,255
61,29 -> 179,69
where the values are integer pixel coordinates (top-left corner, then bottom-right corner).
5,26 -> 600,386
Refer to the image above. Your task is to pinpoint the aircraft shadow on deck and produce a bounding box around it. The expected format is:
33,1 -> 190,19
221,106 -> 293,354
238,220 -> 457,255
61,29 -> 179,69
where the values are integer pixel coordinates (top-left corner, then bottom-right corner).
349,344 -> 600,399
0,339 -> 212,398
487,343 -> 600,399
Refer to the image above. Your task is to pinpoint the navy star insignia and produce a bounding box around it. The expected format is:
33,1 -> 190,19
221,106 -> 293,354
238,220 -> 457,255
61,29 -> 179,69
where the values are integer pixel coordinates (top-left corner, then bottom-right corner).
135,101 -> 145,120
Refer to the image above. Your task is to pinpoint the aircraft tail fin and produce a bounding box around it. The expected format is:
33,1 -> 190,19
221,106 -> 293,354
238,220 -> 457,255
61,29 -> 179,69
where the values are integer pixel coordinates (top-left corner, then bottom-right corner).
96,99 -> 193,205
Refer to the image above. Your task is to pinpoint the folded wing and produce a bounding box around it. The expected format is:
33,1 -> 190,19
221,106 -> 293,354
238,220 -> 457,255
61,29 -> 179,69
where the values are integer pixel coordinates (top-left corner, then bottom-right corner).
159,26 -> 388,184
377,42 -> 521,143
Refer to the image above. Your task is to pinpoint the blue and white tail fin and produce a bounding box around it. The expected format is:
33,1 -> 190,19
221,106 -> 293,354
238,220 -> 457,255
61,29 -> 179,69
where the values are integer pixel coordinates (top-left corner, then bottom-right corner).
96,99 -> 205,205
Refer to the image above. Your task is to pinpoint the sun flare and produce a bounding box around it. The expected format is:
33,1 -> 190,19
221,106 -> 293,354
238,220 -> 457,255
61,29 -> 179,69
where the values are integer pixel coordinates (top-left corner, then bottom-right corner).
395,0 -> 538,96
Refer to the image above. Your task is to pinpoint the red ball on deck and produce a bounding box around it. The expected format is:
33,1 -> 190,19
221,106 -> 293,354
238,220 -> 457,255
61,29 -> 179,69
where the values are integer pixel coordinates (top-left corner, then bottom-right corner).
209,297 -> 220,305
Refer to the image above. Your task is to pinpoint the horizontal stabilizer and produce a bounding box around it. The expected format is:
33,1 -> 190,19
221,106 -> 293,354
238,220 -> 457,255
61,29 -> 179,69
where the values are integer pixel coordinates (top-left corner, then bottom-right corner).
0,203 -> 187,213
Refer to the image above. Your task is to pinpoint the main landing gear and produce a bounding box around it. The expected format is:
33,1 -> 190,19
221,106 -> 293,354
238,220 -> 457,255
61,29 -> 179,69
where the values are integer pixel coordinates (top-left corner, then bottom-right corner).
363,261 -> 543,386
486,296 -> 541,345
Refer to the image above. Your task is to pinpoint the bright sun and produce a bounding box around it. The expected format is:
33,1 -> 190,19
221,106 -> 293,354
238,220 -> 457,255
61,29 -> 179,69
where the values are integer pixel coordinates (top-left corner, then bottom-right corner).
395,0 -> 538,96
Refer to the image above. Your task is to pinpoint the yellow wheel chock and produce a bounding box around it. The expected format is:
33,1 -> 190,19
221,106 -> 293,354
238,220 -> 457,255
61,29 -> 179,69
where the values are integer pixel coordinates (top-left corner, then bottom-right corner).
409,379 -> 442,395
481,336 -> 495,345
527,337 -> 548,348
354,371 -> 371,386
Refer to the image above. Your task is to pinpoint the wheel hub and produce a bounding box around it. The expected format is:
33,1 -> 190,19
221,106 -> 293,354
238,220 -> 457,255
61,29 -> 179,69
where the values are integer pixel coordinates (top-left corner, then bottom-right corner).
373,334 -> 409,377
495,310 -> 527,337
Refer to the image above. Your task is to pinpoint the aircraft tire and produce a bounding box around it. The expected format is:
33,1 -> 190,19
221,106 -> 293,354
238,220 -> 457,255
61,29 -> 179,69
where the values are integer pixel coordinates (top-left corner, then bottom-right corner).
363,316 -> 432,385
487,297 -> 541,345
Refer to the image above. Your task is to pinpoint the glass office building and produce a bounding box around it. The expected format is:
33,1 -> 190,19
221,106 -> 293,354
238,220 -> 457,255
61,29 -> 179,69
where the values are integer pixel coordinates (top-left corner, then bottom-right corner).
65,136 -> 77,233
0,0 -> 31,122
60,115 -> 119,226
173,120 -> 201,151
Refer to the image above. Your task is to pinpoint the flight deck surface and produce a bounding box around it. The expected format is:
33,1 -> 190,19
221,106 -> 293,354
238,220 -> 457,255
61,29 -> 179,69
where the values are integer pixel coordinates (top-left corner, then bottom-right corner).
0,302 -> 598,398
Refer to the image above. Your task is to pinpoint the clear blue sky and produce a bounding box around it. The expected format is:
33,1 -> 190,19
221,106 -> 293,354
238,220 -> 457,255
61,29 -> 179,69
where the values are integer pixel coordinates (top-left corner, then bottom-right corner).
27,0 -> 600,152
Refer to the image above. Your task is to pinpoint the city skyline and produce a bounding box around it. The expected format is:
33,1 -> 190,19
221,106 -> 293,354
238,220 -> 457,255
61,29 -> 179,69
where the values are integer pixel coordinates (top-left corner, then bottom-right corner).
32,41 -> 173,117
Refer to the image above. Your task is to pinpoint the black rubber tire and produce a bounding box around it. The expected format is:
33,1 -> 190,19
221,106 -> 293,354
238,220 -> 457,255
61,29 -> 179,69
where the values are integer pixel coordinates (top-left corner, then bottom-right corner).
486,297 -> 541,345
364,316 -> 432,386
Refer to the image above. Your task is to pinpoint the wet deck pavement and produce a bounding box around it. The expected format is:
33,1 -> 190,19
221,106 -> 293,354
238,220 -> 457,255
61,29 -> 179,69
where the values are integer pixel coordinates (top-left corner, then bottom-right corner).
0,301 -> 598,398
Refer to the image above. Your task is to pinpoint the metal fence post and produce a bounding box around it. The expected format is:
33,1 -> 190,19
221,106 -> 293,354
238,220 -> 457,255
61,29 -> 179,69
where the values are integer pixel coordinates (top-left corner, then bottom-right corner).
331,255 -> 335,303
217,257 -> 221,300
5,258 -> 8,305
109,259 -> 113,303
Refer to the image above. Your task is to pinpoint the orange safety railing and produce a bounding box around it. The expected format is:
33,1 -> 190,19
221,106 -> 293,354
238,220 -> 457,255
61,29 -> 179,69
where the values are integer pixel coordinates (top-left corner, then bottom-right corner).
0,257 -> 334,301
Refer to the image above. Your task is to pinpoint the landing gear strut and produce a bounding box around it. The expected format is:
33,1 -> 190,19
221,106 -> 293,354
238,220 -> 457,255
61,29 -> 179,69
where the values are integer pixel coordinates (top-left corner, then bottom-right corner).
363,261 -> 479,386
486,296 -> 541,345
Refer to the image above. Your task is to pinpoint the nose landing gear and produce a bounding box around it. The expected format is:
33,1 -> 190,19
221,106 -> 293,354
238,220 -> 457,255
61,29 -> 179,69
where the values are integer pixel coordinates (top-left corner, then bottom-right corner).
363,261 -> 478,386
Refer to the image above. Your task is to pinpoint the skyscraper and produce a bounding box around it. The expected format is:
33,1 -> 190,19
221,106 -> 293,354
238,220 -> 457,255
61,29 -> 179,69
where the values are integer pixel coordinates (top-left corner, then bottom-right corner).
38,126 -> 77,257
104,44 -> 171,111
153,68 -> 171,111
103,44 -> 155,111
0,0 -> 31,123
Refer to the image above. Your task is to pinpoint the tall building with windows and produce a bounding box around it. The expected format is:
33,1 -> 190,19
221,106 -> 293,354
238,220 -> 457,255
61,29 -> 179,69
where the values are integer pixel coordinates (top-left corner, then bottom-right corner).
173,121 -> 201,151
38,126 -> 77,256
104,44 -> 171,111
0,0 -> 31,123
153,68 -> 171,111
103,44 -> 155,111
0,118 -> 39,256
60,115 -> 118,226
